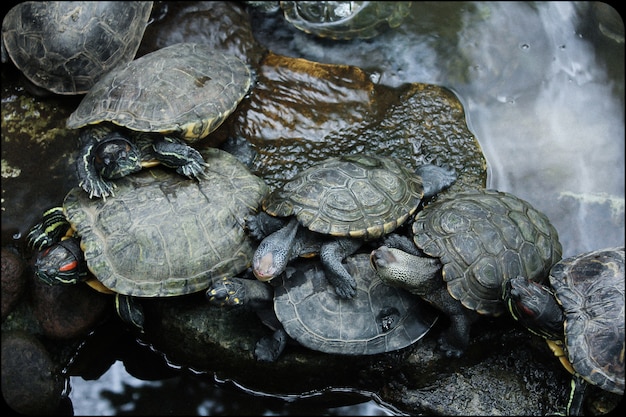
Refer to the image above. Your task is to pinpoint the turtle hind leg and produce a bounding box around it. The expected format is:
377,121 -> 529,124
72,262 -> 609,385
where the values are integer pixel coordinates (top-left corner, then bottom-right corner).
567,375 -> 588,416
254,328 -> 287,362
150,135 -> 209,179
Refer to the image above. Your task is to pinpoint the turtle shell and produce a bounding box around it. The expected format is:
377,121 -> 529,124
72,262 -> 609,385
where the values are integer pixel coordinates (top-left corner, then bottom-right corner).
2,1 -> 152,95
62,148 -> 268,297
273,254 -> 438,354
549,247 -> 625,394
413,188 -> 562,316
66,42 -> 252,141
279,1 -> 412,40
263,154 -> 425,240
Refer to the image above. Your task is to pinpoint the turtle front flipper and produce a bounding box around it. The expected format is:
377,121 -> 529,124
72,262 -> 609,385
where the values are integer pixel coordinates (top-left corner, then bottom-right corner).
319,237 -> 362,299
151,136 -> 209,179
115,294 -> 145,332
27,207 -> 70,250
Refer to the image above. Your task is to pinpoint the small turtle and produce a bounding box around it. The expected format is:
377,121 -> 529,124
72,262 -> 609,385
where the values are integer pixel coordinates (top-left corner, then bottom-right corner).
370,188 -> 562,357
249,154 -> 456,299
1,1 -> 152,95
27,148 -> 268,331
249,1 -> 412,40
66,42 -> 252,199
207,253 -> 438,362
504,247 -> 625,416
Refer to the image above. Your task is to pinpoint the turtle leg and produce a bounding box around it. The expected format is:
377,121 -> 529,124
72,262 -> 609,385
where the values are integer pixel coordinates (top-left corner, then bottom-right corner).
115,294 -> 145,333
27,207 -> 71,250
150,135 -> 209,179
254,328 -> 288,362
320,237 -> 362,299
566,375 -> 588,416
246,212 -> 288,240
434,297 -> 479,358
206,277 -> 274,309
415,163 -> 457,198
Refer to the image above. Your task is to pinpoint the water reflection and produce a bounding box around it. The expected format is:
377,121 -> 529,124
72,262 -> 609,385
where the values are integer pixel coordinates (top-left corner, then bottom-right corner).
67,1 -> 624,414
70,361 -> 396,416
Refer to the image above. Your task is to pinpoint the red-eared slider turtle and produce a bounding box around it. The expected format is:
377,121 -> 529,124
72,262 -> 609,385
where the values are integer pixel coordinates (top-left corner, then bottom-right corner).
248,1 -> 412,40
370,188 -> 562,357
249,154 -> 456,299
1,1 -> 152,95
504,247 -> 625,416
66,42 -> 252,199
207,253 -> 438,362
27,148 -> 268,331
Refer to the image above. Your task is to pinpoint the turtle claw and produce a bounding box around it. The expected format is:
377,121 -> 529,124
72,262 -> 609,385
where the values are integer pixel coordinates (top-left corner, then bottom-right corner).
81,177 -> 116,200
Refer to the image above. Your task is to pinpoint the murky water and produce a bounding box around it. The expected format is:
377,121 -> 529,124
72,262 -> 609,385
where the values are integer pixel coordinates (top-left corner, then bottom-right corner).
10,1 -> 625,415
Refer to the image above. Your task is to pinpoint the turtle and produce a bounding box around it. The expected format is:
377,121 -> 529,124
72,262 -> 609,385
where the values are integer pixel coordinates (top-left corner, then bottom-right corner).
65,42 -> 252,199
503,247 -> 625,416
248,154 -> 457,299
26,148 -> 268,331
1,1 -> 153,95
207,253 -> 439,362
370,188 -> 563,358
248,1 -> 412,40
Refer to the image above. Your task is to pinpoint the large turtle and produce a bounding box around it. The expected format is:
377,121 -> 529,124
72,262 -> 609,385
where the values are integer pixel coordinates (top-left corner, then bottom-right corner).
248,154 -> 456,299
27,148 -> 268,331
207,253 -> 438,362
1,1 -> 153,95
370,188 -> 563,357
66,42 -> 252,199
504,247 -> 625,416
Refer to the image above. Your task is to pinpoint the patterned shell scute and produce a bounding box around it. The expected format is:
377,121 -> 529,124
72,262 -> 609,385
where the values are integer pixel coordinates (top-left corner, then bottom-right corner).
263,154 -> 424,240
549,247 -> 625,395
413,189 -> 562,316
2,1 -> 152,95
67,43 -> 252,141
273,254 -> 438,354
62,148 -> 268,297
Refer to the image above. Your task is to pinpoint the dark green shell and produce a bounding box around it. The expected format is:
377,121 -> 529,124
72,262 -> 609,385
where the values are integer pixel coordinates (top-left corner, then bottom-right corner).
413,189 -> 562,316
63,148 -> 268,297
67,43 -> 252,141
279,1 -> 412,40
274,254 -> 438,354
2,1 -> 152,95
263,154 -> 425,240
549,247 -> 625,394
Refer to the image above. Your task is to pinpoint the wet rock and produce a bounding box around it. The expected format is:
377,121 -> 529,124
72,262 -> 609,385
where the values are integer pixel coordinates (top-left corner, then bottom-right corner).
1,247 -> 26,320
224,52 -> 486,192
1,331 -> 66,415
140,295 -> 572,414
29,271 -> 111,340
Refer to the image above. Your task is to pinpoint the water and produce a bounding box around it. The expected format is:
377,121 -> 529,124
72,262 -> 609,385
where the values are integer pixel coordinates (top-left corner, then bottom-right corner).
51,1 -> 626,414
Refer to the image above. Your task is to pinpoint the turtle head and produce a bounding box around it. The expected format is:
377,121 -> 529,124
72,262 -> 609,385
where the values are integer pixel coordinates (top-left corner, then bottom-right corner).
503,276 -> 564,340
34,238 -> 88,286
94,134 -> 142,180
252,218 -> 299,282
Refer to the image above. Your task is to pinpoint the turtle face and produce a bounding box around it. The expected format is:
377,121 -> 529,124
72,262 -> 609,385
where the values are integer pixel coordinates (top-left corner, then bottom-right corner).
504,276 -> 564,340
34,238 -> 88,286
94,136 -> 142,180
